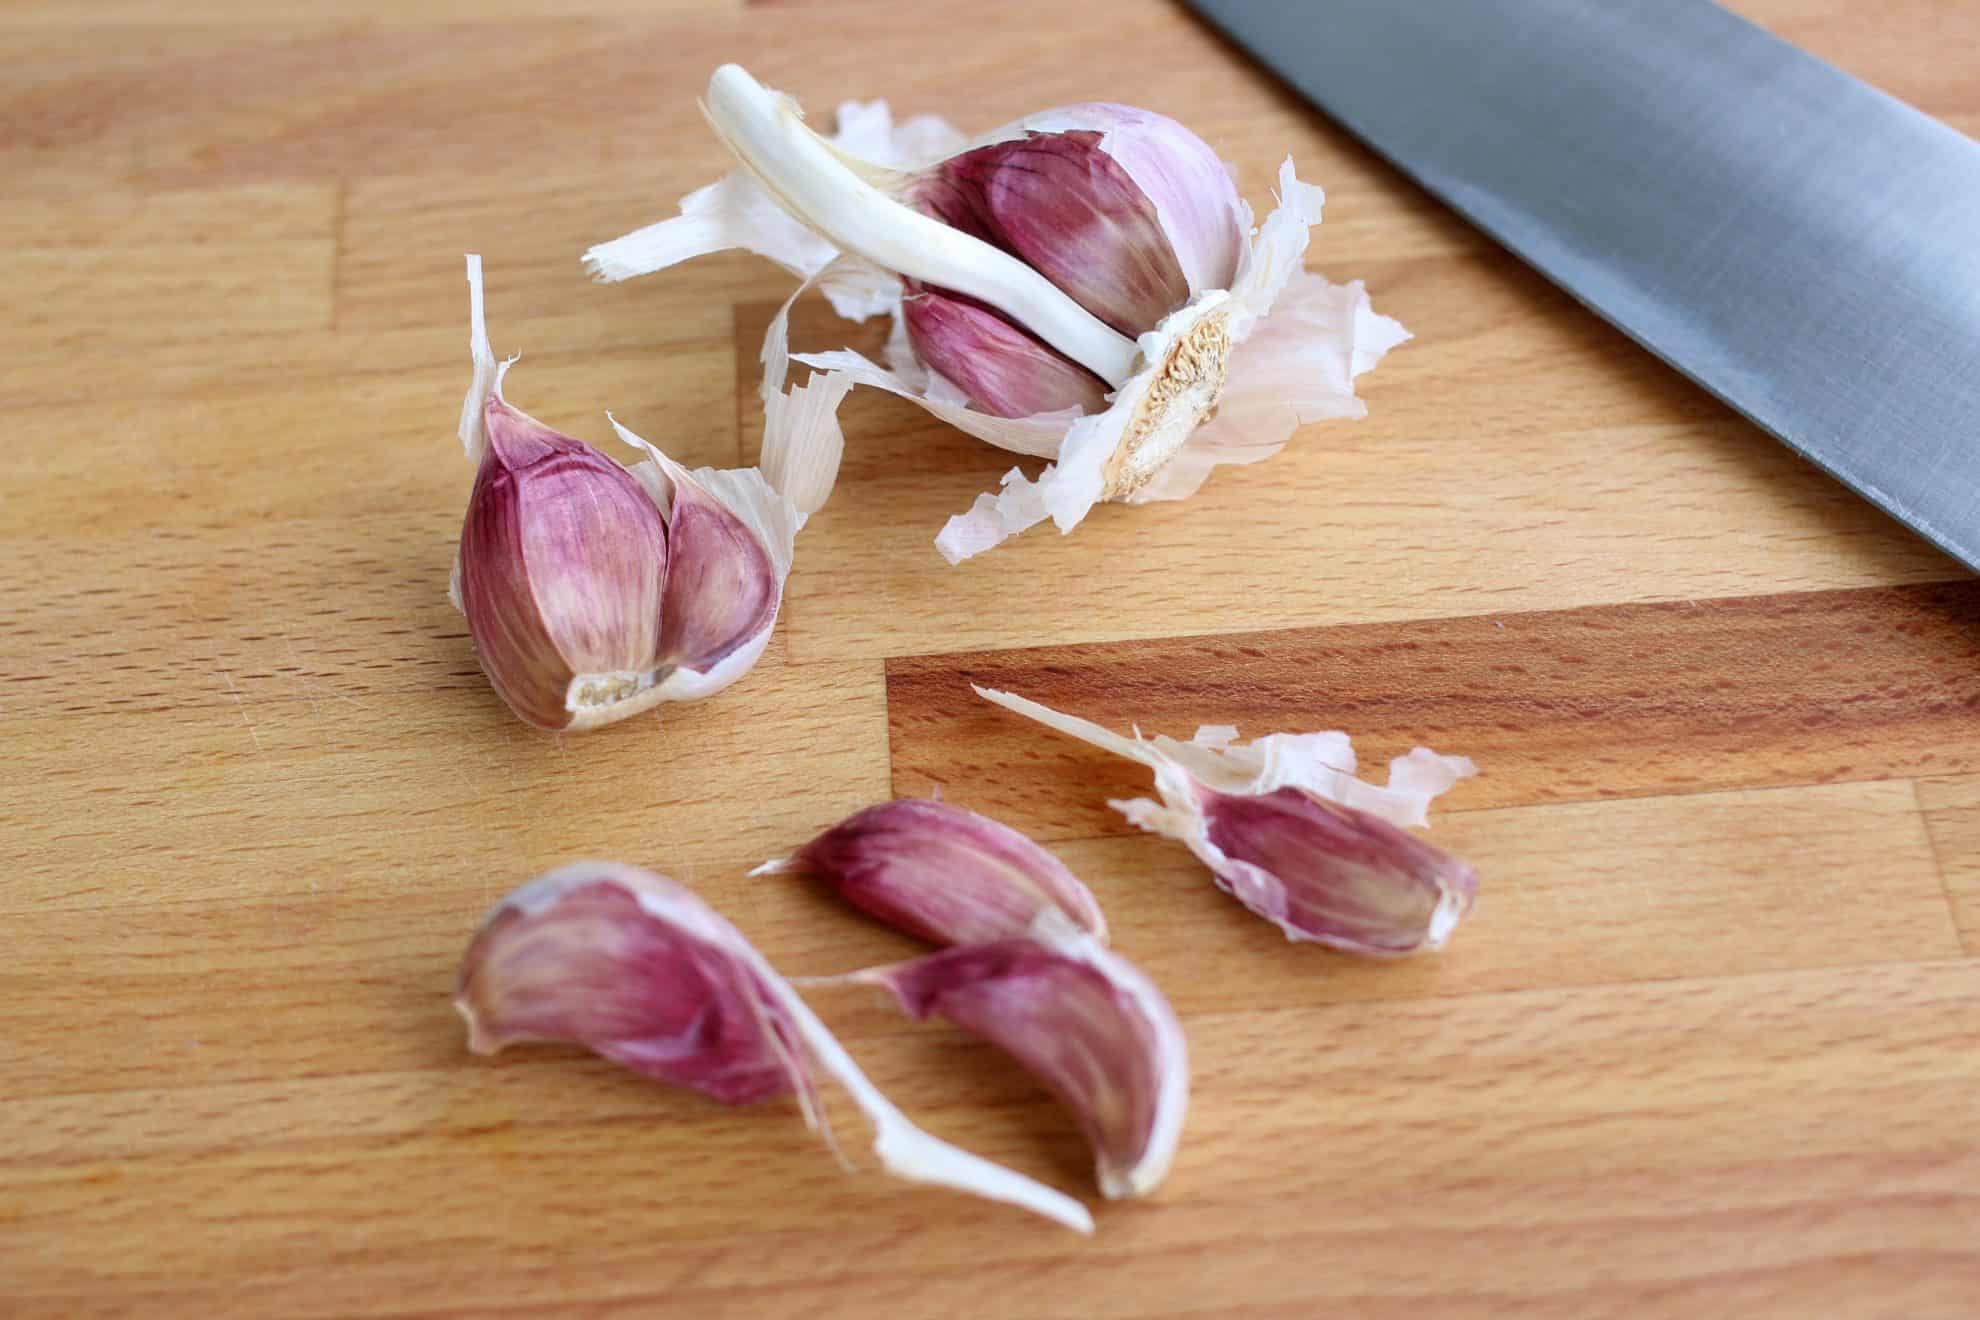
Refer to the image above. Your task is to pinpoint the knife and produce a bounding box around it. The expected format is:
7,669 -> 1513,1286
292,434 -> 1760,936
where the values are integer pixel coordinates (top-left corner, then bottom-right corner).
1188,0 -> 1980,570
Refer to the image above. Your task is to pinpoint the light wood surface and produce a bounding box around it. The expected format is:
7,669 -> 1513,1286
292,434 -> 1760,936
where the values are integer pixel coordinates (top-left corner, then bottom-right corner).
5,2 -> 1978,1316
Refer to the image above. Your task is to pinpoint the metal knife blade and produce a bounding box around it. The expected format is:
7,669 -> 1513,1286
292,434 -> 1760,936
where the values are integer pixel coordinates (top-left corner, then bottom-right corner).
1189,0 -> 1980,570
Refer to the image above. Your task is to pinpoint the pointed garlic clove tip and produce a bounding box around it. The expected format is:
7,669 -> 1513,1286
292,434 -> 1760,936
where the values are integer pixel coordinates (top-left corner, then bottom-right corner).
858,920 -> 1186,1198
1197,785 -> 1478,956
782,798 -> 1108,946
454,864 -> 808,1106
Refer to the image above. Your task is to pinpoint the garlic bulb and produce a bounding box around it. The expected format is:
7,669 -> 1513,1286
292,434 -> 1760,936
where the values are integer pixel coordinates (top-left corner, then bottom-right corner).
757,798 -> 1108,946
585,66 -> 1409,562
842,912 -> 1186,1199
976,686 -> 1479,956
452,255 -> 845,728
456,862 -> 1094,1232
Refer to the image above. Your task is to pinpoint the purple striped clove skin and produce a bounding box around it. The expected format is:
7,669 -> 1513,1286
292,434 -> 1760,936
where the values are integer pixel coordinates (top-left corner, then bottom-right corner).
1197,785 -> 1478,957
458,399 -> 670,732
455,864 -> 808,1107
901,284 -> 1111,418
851,918 -> 1186,1198
899,105 -> 1244,418
912,129 -> 1191,337
655,467 -> 778,675
766,799 -> 1108,946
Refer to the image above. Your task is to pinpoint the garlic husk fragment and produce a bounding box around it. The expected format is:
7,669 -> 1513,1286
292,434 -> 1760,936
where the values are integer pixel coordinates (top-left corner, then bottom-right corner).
841,911 -> 1186,1199
584,67 -> 1410,562
454,255 -> 670,731
456,862 -> 1094,1233
755,798 -> 1108,946
976,686 -> 1479,956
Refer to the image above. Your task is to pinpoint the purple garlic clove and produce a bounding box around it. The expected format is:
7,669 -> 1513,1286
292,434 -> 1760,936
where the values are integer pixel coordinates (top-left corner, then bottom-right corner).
655,464 -> 779,676
453,257 -> 671,732
909,124 -> 1195,337
849,914 -> 1186,1199
975,685 -> 1480,956
901,283 -> 1111,418
455,863 -> 807,1106
761,798 -> 1108,946
1195,784 -> 1478,956
455,862 -> 1094,1232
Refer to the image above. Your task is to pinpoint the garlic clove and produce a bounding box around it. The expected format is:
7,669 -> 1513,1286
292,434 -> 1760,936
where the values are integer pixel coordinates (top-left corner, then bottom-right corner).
608,418 -> 802,704
901,283 -> 1111,418
845,912 -> 1186,1199
455,256 -> 670,732
1193,783 -> 1479,956
974,685 -> 1479,955
456,863 -> 808,1106
457,862 -> 1094,1232
909,123 -> 1196,336
757,798 -> 1108,946
1015,103 -> 1246,301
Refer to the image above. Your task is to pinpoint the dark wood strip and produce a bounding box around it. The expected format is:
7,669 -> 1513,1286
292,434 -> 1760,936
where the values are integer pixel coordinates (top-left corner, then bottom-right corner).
887,580 -> 1980,839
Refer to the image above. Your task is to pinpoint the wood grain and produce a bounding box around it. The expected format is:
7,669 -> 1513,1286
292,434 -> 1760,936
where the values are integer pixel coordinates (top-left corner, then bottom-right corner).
889,581 -> 1980,838
3,0 -> 1978,1316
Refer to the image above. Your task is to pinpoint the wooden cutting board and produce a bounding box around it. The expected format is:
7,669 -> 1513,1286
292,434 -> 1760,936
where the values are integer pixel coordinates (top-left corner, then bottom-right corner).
6,1 -> 1978,1315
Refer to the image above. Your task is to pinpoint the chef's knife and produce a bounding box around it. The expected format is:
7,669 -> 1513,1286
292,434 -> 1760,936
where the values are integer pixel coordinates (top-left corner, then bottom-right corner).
1188,0 -> 1980,570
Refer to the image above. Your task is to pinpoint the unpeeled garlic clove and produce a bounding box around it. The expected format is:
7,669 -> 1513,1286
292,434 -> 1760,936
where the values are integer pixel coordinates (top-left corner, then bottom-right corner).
758,798 -> 1108,946
1192,783 -> 1478,956
845,913 -> 1186,1199
455,256 -> 670,732
976,686 -> 1480,956
900,284 -> 1110,419
456,862 -> 1093,1232
905,104 -> 1242,341
456,862 -> 806,1105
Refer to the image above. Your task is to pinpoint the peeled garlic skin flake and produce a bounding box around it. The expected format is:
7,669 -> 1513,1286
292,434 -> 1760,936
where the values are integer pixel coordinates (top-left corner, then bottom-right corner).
454,862 -> 1093,1232
761,798 -> 1108,946
976,685 -> 1479,956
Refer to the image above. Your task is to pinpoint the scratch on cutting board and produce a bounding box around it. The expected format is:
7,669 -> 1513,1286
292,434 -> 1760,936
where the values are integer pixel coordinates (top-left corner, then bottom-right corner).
283,631 -> 362,712
220,668 -> 263,753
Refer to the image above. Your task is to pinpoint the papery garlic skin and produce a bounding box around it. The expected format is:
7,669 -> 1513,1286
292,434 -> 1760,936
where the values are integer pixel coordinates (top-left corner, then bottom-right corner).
455,256 -> 671,732
849,912 -> 1186,1199
758,798 -> 1108,946
583,68 -> 1409,563
976,686 -> 1479,956
456,862 -> 1094,1233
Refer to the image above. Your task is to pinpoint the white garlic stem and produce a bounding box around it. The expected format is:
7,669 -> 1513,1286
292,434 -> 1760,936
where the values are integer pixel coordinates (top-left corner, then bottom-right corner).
705,64 -> 1139,387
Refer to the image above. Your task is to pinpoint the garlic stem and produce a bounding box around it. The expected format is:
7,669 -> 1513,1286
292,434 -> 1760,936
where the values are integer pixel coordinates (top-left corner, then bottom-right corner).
705,64 -> 1139,387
